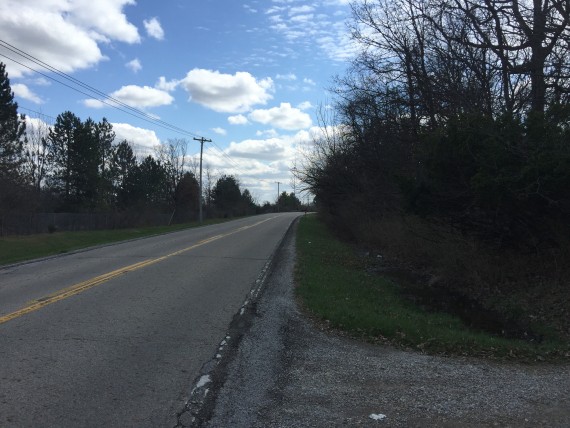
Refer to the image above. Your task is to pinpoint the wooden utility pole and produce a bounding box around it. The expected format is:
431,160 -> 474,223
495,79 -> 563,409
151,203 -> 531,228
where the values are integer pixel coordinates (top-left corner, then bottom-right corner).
276,181 -> 281,213
193,137 -> 212,223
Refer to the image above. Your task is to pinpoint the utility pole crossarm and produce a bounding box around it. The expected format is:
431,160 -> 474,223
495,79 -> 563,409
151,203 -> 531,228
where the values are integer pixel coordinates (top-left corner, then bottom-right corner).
194,137 -> 212,223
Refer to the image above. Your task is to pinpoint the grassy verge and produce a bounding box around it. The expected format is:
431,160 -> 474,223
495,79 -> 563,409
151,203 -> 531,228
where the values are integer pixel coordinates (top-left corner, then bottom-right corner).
0,218 -> 227,266
295,215 -> 569,361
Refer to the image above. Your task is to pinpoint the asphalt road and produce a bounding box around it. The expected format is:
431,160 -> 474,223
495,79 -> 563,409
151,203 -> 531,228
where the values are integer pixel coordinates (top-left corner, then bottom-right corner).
0,213 -> 301,428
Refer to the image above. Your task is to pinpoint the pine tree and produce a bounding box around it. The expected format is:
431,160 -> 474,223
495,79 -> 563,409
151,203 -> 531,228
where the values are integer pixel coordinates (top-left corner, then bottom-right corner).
111,140 -> 137,208
47,111 -> 82,208
96,117 -> 115,208
0,62 -> 25,181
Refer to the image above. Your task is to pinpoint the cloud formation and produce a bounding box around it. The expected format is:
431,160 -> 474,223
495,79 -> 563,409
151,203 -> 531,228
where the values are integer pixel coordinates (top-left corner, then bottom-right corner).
125,58 -> 142,73
264,0 -> 356,62
156,76 -> 179,92
110,85 -> 174,108
12,83 -> 44,104
227,138 -> 292,161
228,114 -> 249,125
112,122 -> 160,156
180,69 -> 273,113
0,0 -> 140,78
248,103 -> 312,130
143,17 -> 164,40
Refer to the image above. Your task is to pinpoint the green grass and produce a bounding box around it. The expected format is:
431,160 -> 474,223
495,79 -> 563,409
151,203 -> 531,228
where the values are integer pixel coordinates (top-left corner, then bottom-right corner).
295,215 -> 569,361
0,218 -> 227,266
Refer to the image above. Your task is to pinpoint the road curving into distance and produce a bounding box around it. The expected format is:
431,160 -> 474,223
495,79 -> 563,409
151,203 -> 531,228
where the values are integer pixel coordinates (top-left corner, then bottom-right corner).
0,212 -> 301,427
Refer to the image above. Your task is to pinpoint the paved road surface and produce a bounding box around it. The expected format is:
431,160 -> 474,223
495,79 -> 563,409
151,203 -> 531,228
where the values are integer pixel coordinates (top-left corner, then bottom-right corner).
0,213 -> 301,427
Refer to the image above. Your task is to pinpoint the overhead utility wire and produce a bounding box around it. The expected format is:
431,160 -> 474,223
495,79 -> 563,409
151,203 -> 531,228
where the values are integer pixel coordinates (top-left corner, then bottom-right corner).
0,40 -> 202,139
0,39 -> 198,138
1,40 -> 279,186
17,106 -> 57,122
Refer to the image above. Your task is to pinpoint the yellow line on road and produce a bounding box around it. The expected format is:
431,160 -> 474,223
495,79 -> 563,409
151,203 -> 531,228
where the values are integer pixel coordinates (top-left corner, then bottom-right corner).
0,217 -> 277,325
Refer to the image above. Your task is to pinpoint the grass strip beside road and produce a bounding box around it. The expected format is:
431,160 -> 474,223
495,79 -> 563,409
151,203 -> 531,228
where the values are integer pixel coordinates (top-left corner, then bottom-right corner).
295,215 -> 568,361
0,219 -> 226,267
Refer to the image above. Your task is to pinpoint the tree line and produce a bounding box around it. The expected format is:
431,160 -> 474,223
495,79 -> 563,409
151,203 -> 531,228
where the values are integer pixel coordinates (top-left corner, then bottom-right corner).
0,62 -> 301,232
301,0 -> 570,249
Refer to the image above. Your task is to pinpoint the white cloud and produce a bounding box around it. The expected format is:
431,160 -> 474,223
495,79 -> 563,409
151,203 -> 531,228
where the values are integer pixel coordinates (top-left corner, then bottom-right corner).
112,122 -> 160,156
227,138 -> 292,161
290,5 -> 315,14
83,85 -> 174,110
0,0 -> 140,78
82,99 -> 107,108
155,76 -> 179,92
266,6 -> 286,14
297,101 -> 313,110
180,69 -> 274,113
303,78 -> 316,86
228,114 -> 249,125
317,31 -> 359,61
248,103 -> 312,130
125,58 -> 142,73
12,83 -> 44,104
110,85 -> 174,108
30,77 -> 51,86
256,129 -> 279,138
143,17 -> 164,40
264,1 -> 356,63
290,14 -> 314,23
67,0 -> 140,43
276,73 -> 297,81
212,127 -> 227,136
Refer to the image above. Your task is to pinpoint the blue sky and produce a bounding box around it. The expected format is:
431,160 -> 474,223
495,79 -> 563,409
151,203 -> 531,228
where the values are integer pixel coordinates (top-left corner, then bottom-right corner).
0,0 -> 355,203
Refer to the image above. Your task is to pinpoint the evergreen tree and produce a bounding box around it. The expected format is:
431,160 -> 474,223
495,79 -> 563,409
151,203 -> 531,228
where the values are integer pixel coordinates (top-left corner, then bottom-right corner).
132,156 -> 169,208
277,191 -> 301,212
0,62 -> 25,181
74,117 -> 100,210
212,175 -> 242,217
47,111 -> 83,209
174,172 -> 199,221
95,117 -> 115,208
111,140 -> 137,209
240,188 -> 257,215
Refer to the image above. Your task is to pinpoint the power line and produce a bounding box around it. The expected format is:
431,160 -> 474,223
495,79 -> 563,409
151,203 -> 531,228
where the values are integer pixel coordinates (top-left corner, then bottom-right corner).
0,40 -> 203,140
0,39 -> 200,137
17,106 -> 57,122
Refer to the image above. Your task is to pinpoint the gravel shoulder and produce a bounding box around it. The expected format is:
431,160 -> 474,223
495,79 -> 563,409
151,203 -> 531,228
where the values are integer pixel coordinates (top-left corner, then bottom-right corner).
203,219 -> 570,427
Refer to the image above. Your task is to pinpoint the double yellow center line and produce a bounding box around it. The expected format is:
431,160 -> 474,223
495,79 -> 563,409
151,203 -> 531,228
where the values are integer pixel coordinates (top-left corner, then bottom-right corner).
0,217 -> 275,325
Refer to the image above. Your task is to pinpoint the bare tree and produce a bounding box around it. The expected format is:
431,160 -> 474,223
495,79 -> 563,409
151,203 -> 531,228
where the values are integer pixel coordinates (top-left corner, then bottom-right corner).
203,164 -> 217,210
155,138 -> 188,206
23,115 -> 52,190
433,0 -> 570,114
